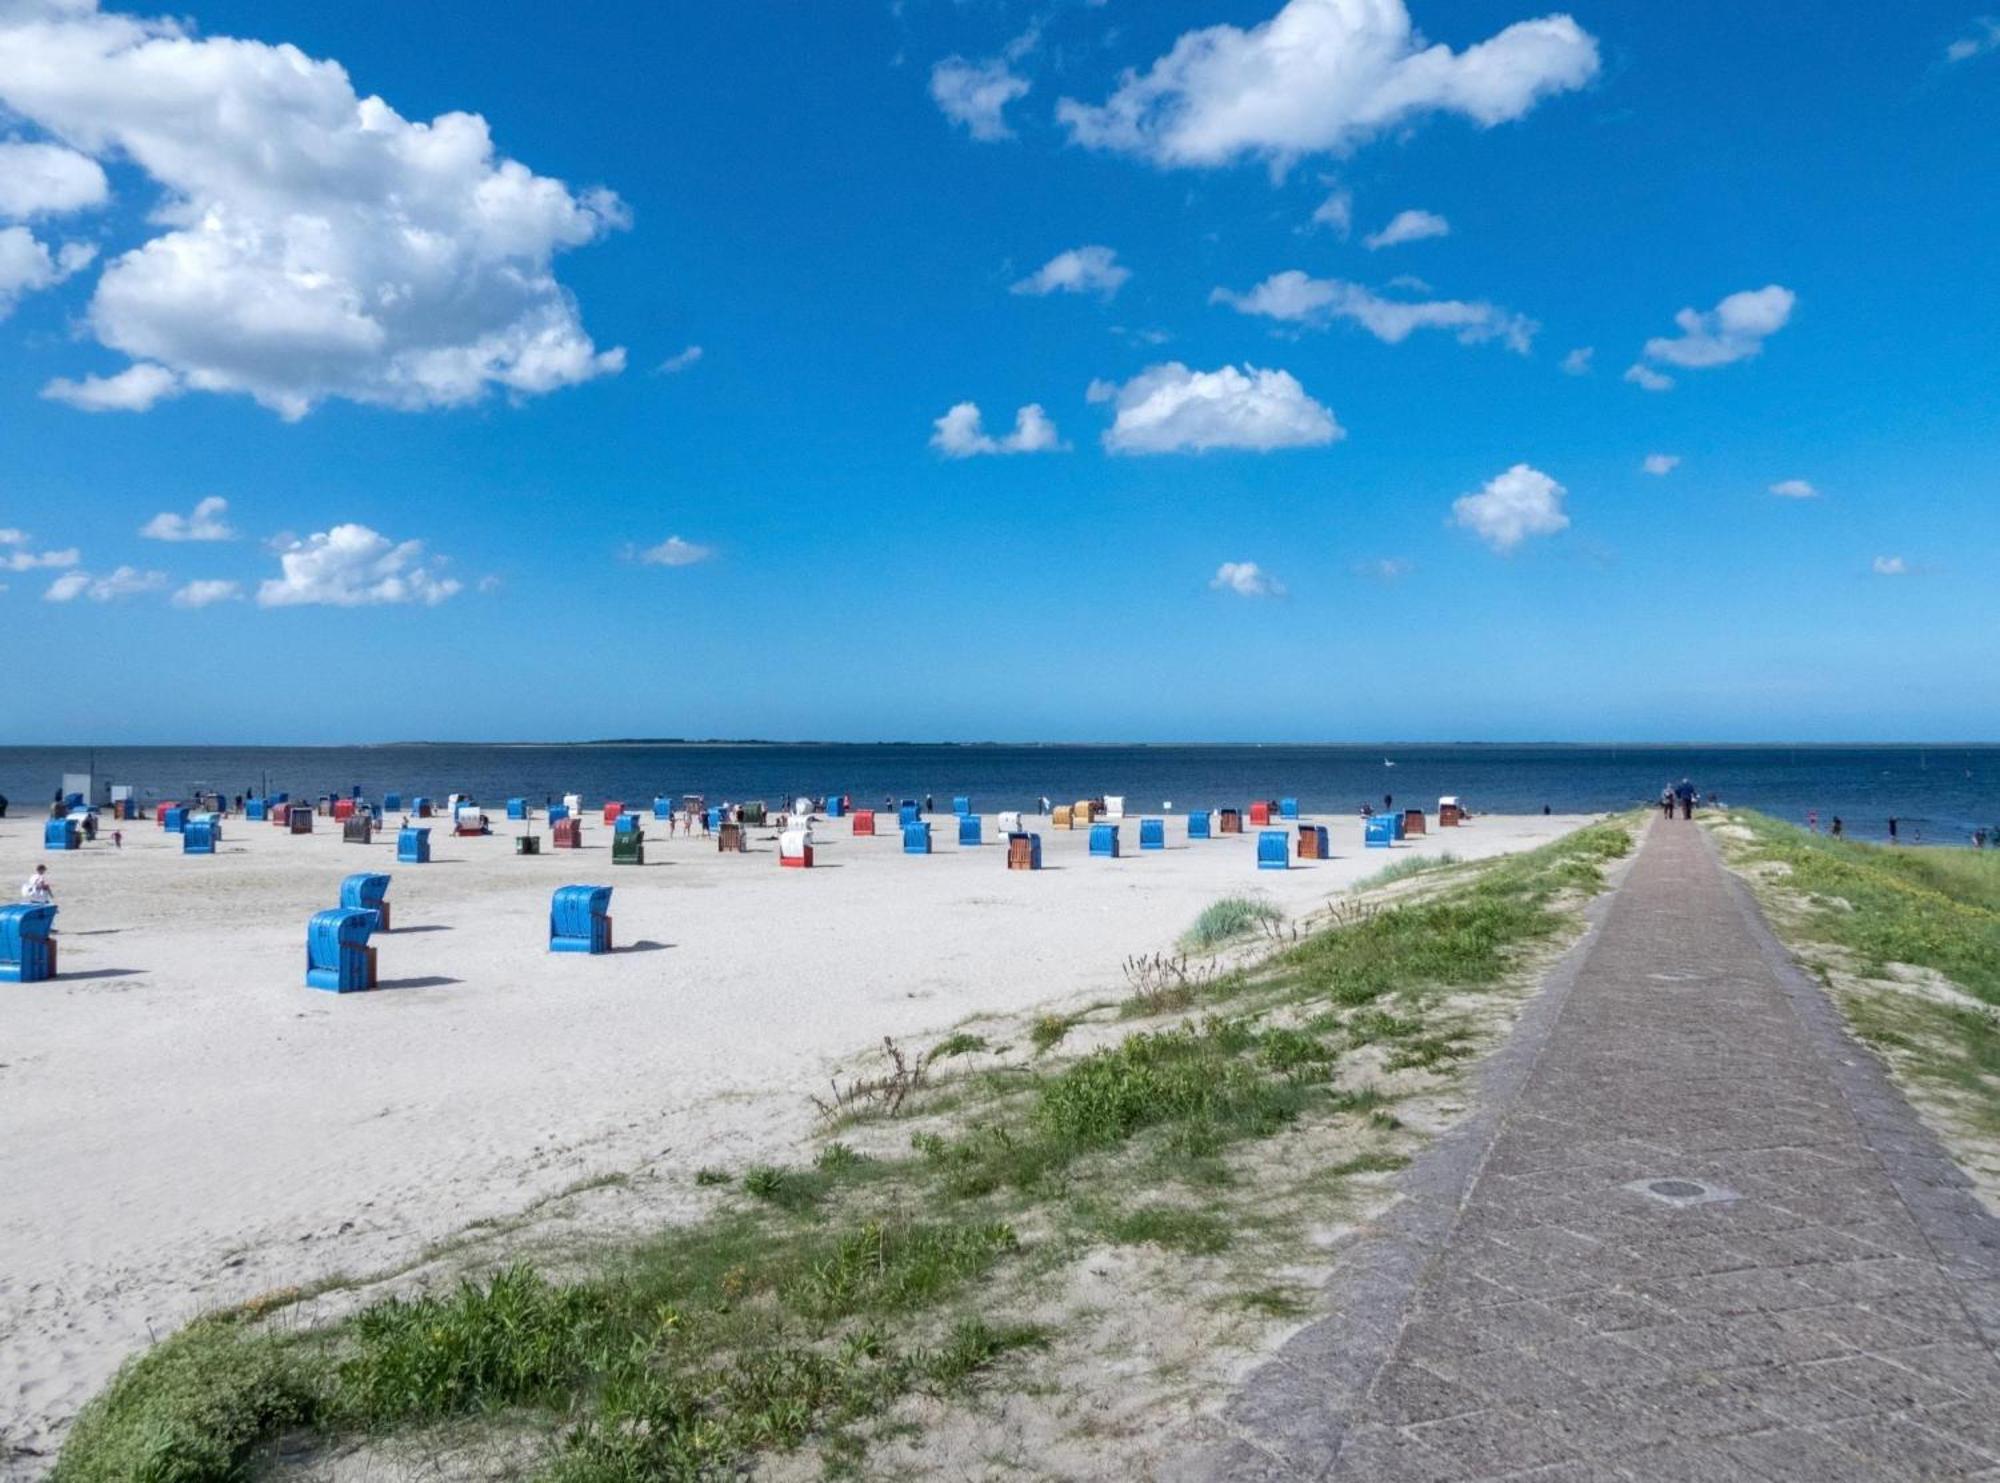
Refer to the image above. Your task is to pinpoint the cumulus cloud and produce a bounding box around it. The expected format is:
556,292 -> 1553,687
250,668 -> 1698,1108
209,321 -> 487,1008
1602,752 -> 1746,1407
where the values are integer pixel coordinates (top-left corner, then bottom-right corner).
1623,363 -> 1674,392
1560,346 -> 1593,375
1057,0 -> 1598,172
43,564 -> 167,602
1451,463 -> 1569,552
1872,555 -> 1908,576
1011,246 -> 1130,300
1642,453 -> 1680,476
257,524 -> 462,607
1212,270 -> 1536,353
1946,16 -> 2000,61
141,495 -> 235,541
1310,188 -> 1353,236
40,361 -> 184,412
3,539 -> 80,572
1641,285 -> 1795,371
1092,361 -> 1342,454
1211,560 -> 1285,597
171,578 -> 242,608
657,345 -> 703,374
930,400 -> 1064,457
1770,478 -> 1818,499
0,141 -> 109,219
0,226 -> 94,317
930,56 -> 1030,140
634,535 -> 714,567
1364,208 -> 1450,250
0,0 -> 626,418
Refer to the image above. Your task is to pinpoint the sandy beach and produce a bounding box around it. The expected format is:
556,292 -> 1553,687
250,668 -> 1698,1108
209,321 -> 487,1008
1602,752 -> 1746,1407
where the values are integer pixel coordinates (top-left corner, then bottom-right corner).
0,803 -> 1589,1467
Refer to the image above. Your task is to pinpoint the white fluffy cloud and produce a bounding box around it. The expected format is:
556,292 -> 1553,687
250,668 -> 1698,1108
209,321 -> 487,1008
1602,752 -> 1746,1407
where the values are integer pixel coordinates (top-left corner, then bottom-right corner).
1641,285 -> 1795,371
1642,453 -> 1680,476
0,226 -> 94,317
41,361 -> 183,412
2,537 -> 80,572
1212,270 -> 1535,352
1770,478 -> 1818,499
930,56 -> 1030,141
0,0 -> 626,418
1011,246 -> 1130,300
1872,555 -> 1908,576
930,401 -> 1064,457
256,524 -> 461,607
634,536 -> 714,567
1560,346 -> 1593,375
141,495 -> 235,541
1623,363 -> 1674,392
1057,0 -> 1598,171
1091,362 -> 1342,454
44,564 -> 167,602
1452,463 -> 1569,551
1946,17 -> 2000,61
0,141 -> 109,218
1310,189 -> 1353,236
171,578 -> 242,608
1364,208 -> 1450,250
1211,560 -> 1285,597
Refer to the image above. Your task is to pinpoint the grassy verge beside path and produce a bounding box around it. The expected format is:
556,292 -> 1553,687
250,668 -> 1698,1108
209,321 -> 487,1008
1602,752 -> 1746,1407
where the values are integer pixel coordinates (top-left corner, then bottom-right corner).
57,818 -> 1633,1483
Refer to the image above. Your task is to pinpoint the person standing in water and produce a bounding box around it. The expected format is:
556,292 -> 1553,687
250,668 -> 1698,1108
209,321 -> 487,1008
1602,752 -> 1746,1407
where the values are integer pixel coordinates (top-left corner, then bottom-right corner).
1888,817 -> 1899,844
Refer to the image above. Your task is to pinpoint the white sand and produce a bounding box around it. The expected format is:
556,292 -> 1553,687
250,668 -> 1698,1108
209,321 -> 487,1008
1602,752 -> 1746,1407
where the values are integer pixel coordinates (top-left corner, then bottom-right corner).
0,805 -> 1589,1467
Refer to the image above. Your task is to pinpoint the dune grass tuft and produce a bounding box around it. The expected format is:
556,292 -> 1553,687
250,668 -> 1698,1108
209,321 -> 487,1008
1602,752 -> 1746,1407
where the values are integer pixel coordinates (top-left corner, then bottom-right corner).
1182,895 -> 1284,952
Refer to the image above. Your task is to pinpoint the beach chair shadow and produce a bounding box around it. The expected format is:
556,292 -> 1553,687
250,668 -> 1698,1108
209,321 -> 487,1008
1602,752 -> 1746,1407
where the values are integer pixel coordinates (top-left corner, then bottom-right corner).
390,924 -> 453,934
620,940 -> 671,953
374,975 -> 463,991
59,968 -> 145,981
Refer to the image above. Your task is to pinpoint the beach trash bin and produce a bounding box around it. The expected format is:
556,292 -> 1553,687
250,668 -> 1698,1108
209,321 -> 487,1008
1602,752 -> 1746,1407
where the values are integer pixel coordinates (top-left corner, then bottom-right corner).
1006,832 -> 1042,871
612,832 -> 645,866
553,818 -> 582,849
780,828 -> 814,869
516,834 -> 541,856
44,817 -> 79,851
898,800 -> 920,827
341,873 -> 392,932
343,815 -> 374,845
1090,822 -> 1121,858
1051,805 -> 1073,830
653,797 -> 672,821
162,806 -> 188,835
953,796 -> 972,817
397,826 -> 432,863
384,793 -> 402,811
1438,797 -> 1462,827
825,796 -> 845,819
1257,830 -> 1290,871
550,885 -> 613,955
288,805 -> 314,834
1139,818 -> 1165,851
852,809 -> 876,837
903,820 -> 932,855
1218,808 -> 1242,835
508,798 -> 529,821
305,907 -> 377,993
183,818 -> 219,855
1365,814 -> 1396,848
1249,802 -> 1273,827
1280,797 -> 1300,821
958,815 -> 983,846
0,904 -> 58,982
1403,808 -> 1427,836
1298,824 -> 1330,860
1187,811 -> 1212,841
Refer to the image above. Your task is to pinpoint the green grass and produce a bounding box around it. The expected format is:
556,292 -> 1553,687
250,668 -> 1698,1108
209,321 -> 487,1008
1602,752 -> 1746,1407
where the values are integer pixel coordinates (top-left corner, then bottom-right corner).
56,815 -> 1635,1482
1182,895 -> 1283,951
1350,851 -> 1462,892
1028,1014 -> 1073,1053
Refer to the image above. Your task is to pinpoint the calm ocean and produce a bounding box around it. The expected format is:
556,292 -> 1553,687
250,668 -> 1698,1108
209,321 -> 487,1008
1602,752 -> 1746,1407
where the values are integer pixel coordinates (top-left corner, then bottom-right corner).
0,744 -> 1993,846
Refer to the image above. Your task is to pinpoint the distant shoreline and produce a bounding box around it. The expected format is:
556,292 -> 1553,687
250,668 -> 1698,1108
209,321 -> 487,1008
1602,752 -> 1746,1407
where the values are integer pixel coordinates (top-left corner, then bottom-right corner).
3,739 -> 1997,752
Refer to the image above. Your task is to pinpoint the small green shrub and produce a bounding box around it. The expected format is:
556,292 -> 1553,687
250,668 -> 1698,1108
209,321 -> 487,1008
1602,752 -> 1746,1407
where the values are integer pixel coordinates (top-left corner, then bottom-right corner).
1183,896 -> 1283,951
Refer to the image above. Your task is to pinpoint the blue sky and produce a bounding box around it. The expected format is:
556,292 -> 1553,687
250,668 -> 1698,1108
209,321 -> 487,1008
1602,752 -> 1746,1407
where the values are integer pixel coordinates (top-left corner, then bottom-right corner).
0,0 -> 1995,743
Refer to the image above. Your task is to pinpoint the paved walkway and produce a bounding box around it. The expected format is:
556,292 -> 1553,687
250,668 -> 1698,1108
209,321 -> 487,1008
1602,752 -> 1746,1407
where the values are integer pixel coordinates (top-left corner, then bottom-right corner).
1193,818 -> 2000,1480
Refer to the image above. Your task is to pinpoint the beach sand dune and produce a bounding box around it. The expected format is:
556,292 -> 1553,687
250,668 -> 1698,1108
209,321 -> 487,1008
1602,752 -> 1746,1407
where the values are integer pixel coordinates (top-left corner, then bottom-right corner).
0,807 -> 1588,1469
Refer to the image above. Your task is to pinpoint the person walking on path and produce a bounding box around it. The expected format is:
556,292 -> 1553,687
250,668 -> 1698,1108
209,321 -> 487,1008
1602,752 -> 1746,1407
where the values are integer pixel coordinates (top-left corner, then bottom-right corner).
1660,786 -> 1675,820
1674,777 -> 1696,819
21,864 -> 53,905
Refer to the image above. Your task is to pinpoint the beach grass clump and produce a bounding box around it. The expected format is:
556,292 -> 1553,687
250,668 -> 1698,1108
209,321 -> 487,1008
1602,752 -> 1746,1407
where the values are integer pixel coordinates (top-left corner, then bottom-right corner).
1351,851 -> 1461,892
1095,1205 -> 1232,1255
1182,895 -> 1284,951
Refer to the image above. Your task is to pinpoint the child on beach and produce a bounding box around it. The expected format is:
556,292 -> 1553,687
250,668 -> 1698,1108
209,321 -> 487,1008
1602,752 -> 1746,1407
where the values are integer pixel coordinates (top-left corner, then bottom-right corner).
22,865 -> 53,904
